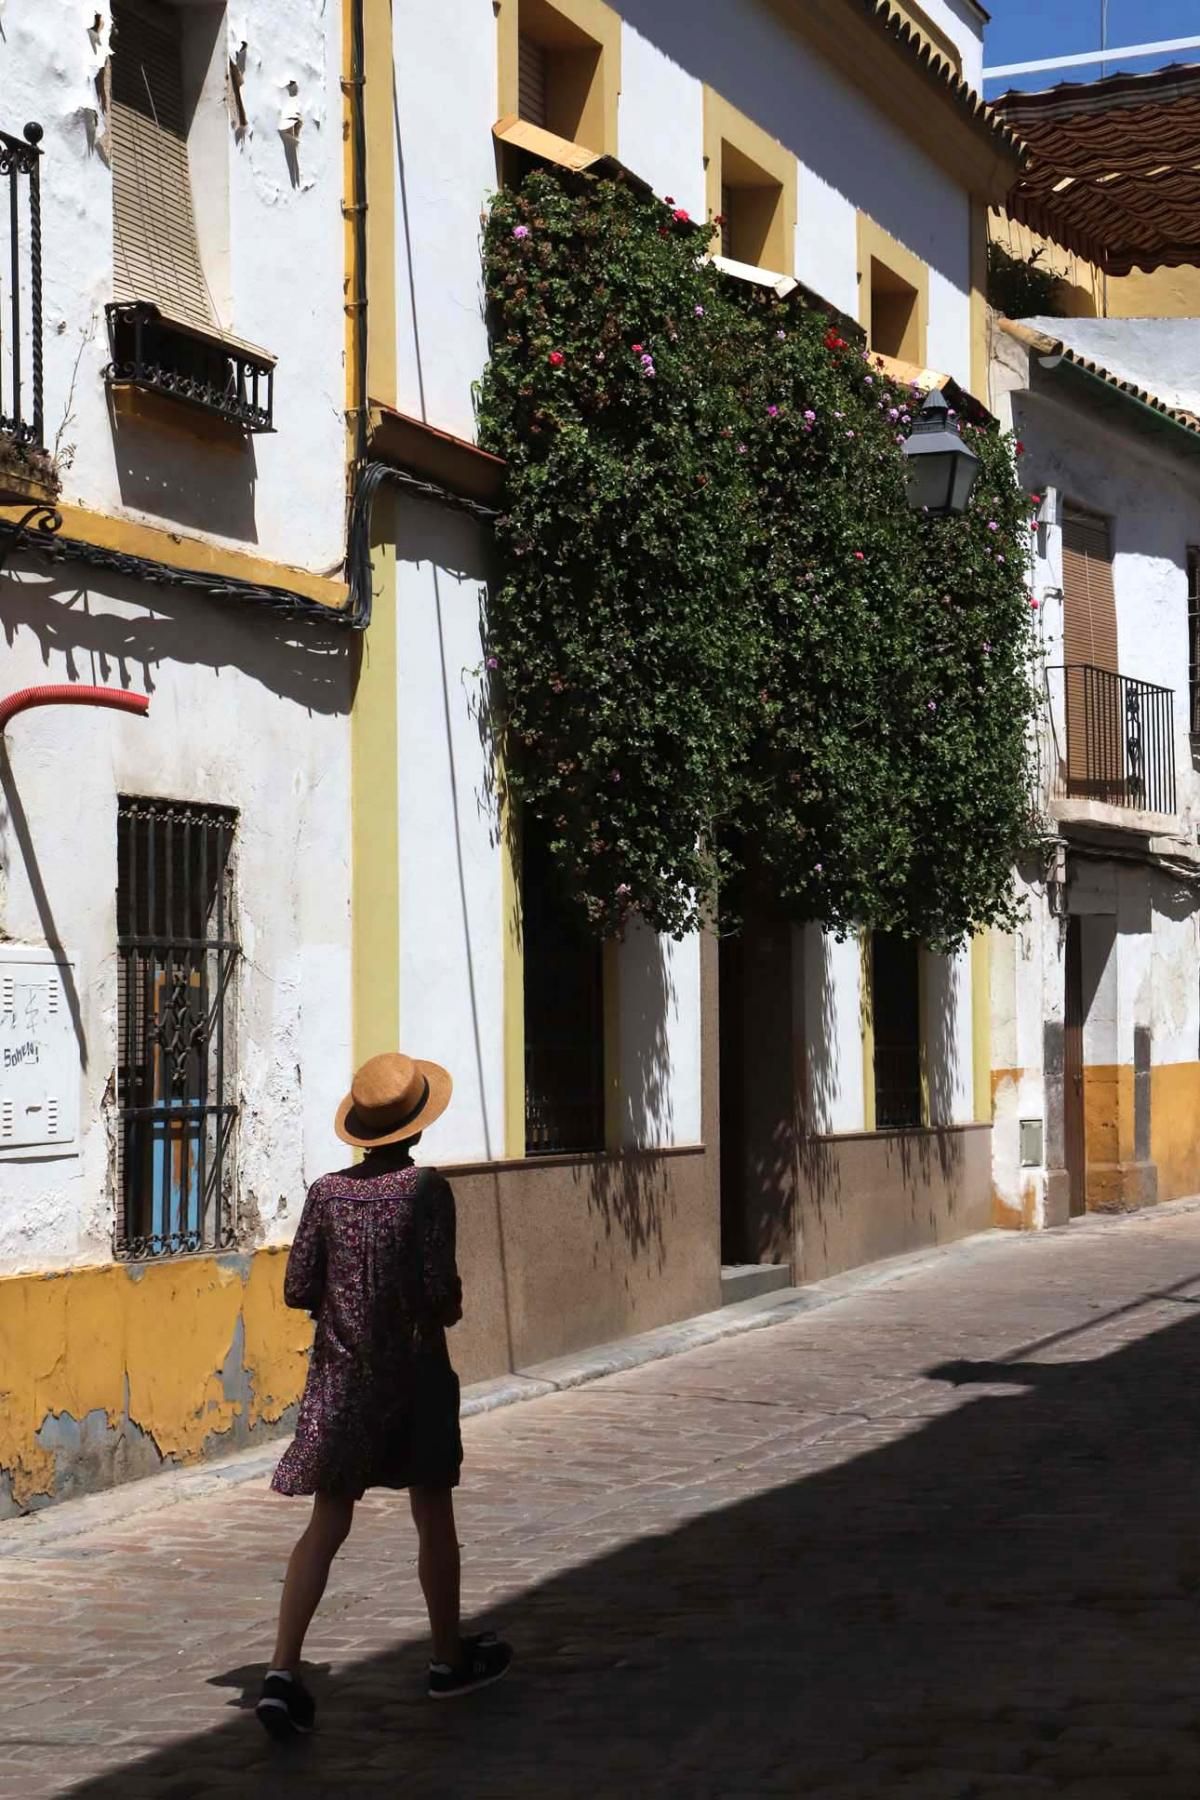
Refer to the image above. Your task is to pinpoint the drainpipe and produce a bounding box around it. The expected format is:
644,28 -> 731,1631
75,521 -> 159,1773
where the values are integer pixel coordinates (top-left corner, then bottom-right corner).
0,685 -> 149,734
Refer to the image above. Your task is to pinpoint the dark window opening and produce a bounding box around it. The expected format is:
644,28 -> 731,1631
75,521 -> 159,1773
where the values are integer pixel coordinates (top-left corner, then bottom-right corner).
872,931 -> 922,1130
522,824 -> 605,1155
116,797 -> 238,1258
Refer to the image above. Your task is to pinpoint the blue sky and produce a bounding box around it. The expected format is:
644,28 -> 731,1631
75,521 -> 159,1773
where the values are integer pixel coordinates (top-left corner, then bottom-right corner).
982,0 -> 1200,95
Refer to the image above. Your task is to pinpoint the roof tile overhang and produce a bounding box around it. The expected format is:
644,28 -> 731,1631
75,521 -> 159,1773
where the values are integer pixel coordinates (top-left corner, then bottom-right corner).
768,0 -> 1026,201
999,318 -> 1200,457
995,63 -> 1200,275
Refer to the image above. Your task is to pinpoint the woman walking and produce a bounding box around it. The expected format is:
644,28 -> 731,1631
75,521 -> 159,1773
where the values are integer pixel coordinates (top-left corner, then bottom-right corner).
256,1051 -> 512,1737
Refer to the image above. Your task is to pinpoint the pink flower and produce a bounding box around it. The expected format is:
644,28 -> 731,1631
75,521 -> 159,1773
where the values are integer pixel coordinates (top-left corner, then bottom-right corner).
512,224 -> 530,240
547,350 -> 564,367
815,862 -> 823,873
737,443 -> 747,455
631,343 -> 644,355
610,769 -> 621,783
767,404 -> 780,418
804,409 -> 816,422
694,304 -> 705,317
672,208 -> 690,222
1030,597 -> 1040,609
888,408 -> 900,422
854,551 -> 865,561
616,882 -> 632,898
485,655 -> 499,670
777,329 -> 787,340
927,700 -> 937,711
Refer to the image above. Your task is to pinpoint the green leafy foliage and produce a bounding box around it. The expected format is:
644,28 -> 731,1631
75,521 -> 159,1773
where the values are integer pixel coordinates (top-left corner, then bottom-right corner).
479,168 -> 1042,947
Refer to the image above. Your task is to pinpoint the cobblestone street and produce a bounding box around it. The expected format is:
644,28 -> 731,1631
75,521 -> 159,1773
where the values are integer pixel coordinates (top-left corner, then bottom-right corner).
6,1207 -> 1200,1798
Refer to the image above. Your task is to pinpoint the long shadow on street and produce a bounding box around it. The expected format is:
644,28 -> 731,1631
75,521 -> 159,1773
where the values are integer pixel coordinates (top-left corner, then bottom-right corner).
67,1303 -> 1200,1798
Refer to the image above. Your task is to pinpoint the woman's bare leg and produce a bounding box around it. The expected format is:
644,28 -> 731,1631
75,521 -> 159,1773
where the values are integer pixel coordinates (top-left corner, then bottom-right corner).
409,1485 -> 461,1665
271,1493 -> 356,1671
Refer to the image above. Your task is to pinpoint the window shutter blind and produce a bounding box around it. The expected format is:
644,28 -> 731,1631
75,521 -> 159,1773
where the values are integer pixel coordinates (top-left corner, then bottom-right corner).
1062,506 -> 1121,797
110,0 -> 213,327
518,36 -> 549,129
1062,506 -> 1118,672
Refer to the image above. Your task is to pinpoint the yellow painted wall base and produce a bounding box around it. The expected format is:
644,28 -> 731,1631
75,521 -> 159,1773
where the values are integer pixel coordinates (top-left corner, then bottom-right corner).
0,1250 -> 312,1514
1152,1063 -> 1200,1202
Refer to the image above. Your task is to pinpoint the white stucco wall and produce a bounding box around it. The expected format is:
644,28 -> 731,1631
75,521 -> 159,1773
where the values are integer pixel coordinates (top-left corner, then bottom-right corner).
991,325 -> 1200,1221
1022,318 -> 1200,420
393,495 -> 505,1164
618,923 -> 703,1148
4,0 -> 346,572
804,925 -> 865,1134
0,561 -> 352,1275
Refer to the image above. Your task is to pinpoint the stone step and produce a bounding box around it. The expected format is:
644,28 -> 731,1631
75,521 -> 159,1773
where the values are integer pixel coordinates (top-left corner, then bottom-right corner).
720,1263 -> 793,1306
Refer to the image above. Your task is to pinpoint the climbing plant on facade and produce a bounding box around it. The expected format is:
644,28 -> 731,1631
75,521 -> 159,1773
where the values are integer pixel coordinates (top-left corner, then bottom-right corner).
479,166 -> 1041,947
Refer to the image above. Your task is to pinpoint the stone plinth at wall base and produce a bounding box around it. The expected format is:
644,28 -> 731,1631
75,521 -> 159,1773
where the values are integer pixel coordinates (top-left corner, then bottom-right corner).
1043,1169 -> 1072,1228
1087,1160 -> 1159,1214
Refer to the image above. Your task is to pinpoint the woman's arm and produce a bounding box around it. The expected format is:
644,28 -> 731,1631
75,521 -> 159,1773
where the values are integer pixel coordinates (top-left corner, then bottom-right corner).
283,1178 -> 328,1313
421,1172 -> 463,1327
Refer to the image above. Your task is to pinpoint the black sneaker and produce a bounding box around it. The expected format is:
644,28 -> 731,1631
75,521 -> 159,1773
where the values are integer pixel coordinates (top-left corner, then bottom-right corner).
428,1633 -> 513,1700
255,1669 -> 316,1739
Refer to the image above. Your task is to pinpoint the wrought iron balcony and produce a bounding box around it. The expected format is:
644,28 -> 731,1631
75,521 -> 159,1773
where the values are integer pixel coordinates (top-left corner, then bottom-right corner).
1,122 -> 59,508
1048,663 -> 1177,821
105,302 -> 275,434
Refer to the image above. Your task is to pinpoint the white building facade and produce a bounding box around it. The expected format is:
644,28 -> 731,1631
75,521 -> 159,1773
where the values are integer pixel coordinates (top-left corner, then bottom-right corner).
0,0 -> 353,1513
991,318 -> 1200,1229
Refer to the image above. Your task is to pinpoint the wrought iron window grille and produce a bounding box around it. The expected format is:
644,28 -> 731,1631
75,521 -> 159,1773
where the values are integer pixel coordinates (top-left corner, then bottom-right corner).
871,931 -> 922,1132
105,301 -> 276,434
522,827 -> 606,1157
116,797 -> 239,1260
1,122 -> 45,451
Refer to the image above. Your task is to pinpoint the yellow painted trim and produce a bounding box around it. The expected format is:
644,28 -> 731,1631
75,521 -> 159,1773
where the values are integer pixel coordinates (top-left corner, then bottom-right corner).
501,785 -> 526,1158
971,928 -> 991,1124
342,0 -> 359,468
860,930 -> 876,1134
0,501 -> 349,610
0,1251 -> 311,1511
363,0 -> 397,409
350,0 -> 401,1069
857,213 -> 929,365
702,87 -> 796,276
603,937 -> 621,1152
496,0 -> 621,157
969,198 -> 989,404
351,489 -> 400,1065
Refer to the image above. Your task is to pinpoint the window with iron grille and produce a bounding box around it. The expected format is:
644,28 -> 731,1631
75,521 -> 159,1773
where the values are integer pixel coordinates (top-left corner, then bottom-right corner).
1189,546 -> 1200,737
116,797 -> 239,1258
523,824 -> 605,1156
871,931 -> 922,1131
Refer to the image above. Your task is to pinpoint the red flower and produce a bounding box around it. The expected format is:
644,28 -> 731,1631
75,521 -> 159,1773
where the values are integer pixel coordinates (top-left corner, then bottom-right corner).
664,195 -> 675,205
547,350 -> 564,367
672,208 -> 690,223
1030,492 -> 1043,505
713,213 -> 727,227
1015,440 -> 1026,454
631,343 -> 644,355
824,328 -> 847,352
854,551 -> 865,561
658,225 -> 670,237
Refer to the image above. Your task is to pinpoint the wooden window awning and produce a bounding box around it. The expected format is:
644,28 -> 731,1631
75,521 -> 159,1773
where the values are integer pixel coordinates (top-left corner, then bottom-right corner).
367,405 -> 506,508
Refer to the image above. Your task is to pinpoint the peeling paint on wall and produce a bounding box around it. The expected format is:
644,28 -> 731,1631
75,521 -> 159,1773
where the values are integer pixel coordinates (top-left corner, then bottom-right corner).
0,1249 -> 312,1517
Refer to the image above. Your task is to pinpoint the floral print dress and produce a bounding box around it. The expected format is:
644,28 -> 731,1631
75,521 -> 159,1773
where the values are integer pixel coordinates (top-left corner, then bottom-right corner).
271,1162 -> 463,1499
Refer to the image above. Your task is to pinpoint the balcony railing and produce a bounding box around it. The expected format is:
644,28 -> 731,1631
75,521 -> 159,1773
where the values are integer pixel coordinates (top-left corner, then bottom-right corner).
1048,664 -> 1176,819
105,302 -> 276,434
1,122 -> 45,452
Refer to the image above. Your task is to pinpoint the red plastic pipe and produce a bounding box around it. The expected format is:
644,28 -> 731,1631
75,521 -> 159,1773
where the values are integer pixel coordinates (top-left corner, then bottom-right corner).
0,685 -> 150,734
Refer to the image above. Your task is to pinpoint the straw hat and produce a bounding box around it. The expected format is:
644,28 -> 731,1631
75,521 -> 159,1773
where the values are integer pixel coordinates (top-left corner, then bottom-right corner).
335,1052 -> 453,1149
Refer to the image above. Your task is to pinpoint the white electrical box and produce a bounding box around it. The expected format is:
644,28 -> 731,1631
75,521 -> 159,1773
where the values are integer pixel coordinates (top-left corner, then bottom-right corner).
0,949 -> 79,1157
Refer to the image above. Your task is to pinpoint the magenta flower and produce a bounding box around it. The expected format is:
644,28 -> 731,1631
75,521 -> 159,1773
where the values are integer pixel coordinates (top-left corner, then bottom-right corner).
987,520 -> 999,531
776,329 -> 787,340
927,700 -> 937,711
486,655 -> 499,670
737,443 -> 747,454
512,224 -> 530,240
767,404 -> 780,418
803,409 -> 816,422
694,304 -> 705,316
